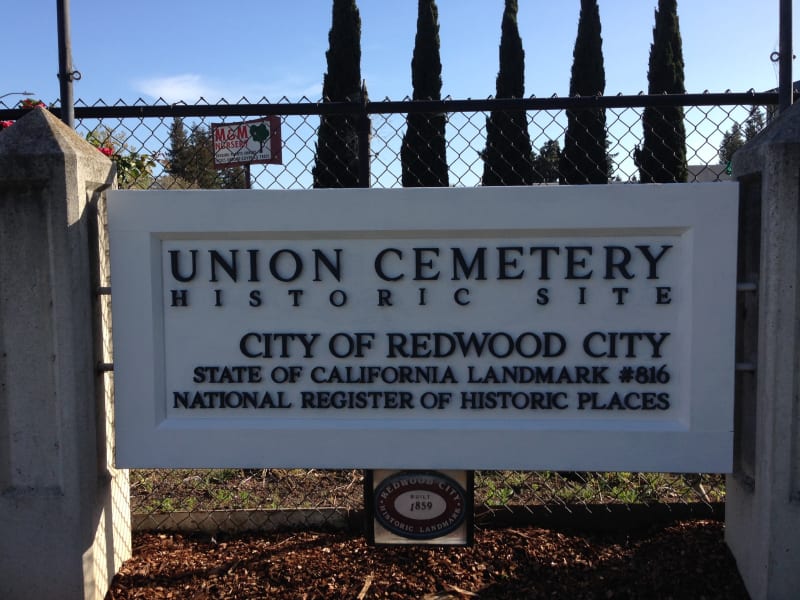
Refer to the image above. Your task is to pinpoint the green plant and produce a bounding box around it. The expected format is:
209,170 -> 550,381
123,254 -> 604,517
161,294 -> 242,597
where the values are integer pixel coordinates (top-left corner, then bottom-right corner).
20,98 -> 47,109
0,98 -> 47,131
481,478 -> 515,506
211,488 -> 234,504
156,497 -> 177,513
86,130 -> 156,189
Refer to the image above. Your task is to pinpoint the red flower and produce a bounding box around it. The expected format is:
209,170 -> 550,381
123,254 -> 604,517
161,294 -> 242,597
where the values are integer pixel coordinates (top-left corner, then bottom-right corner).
0,120 -> 13,130
20,98 -> 46,109
98,146 -> 114,157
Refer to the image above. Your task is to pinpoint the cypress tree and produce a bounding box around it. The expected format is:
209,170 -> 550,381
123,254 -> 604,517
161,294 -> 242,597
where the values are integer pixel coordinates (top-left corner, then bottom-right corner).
637,0 -> 687,183
559,0 -> 608,185
313,0 -> 364,188
482,0 -> 534,186
401,0 -> 449,187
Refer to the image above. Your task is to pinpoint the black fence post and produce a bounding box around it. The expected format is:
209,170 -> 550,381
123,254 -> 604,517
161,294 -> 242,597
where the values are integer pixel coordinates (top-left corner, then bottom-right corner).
358,80 -> 371,188
56,0 -> 75,128
779,0 -> 793,112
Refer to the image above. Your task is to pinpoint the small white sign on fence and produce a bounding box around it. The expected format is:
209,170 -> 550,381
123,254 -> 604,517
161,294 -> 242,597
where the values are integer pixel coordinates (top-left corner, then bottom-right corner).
109,184 -> 737,471
211,117 -> 281,168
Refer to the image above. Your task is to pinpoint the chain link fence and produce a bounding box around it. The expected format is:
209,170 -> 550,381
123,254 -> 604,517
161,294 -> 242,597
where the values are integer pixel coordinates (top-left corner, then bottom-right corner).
129,469 -> 725,533
2,92 -> 769,533
0,91 -> 772,191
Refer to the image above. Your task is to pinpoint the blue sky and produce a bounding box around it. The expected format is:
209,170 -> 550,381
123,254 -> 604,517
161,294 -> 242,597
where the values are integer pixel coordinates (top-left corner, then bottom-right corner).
1,1 -> 794,107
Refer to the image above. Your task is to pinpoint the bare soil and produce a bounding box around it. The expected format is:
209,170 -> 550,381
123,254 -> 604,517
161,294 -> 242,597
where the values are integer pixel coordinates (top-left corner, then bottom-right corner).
106,519 -> 747,599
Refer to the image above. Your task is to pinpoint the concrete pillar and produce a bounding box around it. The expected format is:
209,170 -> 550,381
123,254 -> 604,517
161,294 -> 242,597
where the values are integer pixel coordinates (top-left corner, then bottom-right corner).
0,108 -> 130,599
728,101 -> 800,599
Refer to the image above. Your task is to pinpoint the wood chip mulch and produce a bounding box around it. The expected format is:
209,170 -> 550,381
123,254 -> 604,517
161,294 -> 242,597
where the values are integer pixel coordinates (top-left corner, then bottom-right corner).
105,520 -> 748,599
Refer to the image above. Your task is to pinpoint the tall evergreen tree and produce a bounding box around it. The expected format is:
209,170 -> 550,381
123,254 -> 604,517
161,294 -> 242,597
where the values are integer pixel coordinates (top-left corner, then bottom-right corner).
559,0 -> 608,184
718,106 -> 765,167
532,140 -> 562,184
637,0 -> 687,183
717,123 -> 744,166
482,0 -> 534,186
743,105 -> 765,140
313,0 -> 365,188
401,0 -> 449,187
167,117 -> 192,180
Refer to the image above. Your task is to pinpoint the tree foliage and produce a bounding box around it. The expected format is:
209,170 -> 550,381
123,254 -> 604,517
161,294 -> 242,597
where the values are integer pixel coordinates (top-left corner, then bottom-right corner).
718,124 -> 744,167
743,105 -> 765,141
559,0 -> 608,184
637,0 -> 687,183
482,0 -> 534,186
532,140 -> 562,184
86,126 -> 156,189
718,106 -> 765,166
166,118 -> 246,189
401,0 -> 449,187
313,0 -> 365,188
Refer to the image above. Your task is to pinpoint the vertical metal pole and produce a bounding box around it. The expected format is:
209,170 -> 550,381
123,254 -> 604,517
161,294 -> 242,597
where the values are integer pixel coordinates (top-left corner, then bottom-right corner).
779,0 -> 793,112
358,80 -> 371,188
56,0 -> 75,127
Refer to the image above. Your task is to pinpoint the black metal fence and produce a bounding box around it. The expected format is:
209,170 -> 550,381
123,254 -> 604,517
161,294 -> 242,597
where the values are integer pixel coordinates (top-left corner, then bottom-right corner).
2,92 -> 772,532
1,91 -> 775,191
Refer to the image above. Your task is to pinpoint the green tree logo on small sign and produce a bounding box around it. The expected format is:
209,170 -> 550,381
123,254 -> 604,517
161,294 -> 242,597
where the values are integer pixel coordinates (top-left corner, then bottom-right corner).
249,123 -> 270,153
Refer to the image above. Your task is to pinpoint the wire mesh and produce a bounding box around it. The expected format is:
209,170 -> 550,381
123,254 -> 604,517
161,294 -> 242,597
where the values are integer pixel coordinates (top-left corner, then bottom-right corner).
29,94 -> 768,192
127,468 -> 726,533
47,93 -> 763,533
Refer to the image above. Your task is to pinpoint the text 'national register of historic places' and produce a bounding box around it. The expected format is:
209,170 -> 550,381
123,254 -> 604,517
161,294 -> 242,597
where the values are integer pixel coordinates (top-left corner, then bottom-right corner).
109,184 -> 737,471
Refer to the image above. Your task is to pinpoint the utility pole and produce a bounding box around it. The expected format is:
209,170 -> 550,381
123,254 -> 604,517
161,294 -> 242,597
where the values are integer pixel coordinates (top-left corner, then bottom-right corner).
779,0 -> 793,112
56,0 -> 75,127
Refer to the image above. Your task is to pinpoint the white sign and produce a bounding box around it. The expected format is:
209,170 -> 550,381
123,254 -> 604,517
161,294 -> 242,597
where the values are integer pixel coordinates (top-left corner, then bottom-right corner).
211,117 -> 281,168
109,185 -> 738,471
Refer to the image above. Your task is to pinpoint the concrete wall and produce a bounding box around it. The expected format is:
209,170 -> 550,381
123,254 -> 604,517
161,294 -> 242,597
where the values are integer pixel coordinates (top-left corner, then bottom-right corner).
728,101 -> 800,600
0,108 -> 130,599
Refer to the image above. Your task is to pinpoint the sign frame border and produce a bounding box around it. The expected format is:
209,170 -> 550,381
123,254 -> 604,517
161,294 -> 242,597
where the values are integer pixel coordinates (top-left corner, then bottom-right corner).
210,116 -> 282,168
108,184 -> 738,472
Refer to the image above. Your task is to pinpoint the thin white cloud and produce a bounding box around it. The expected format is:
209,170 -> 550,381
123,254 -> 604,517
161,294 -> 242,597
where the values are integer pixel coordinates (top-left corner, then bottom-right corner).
255,81 -> 323,103
135,74 -> 322,104
135,74 -> 222,103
